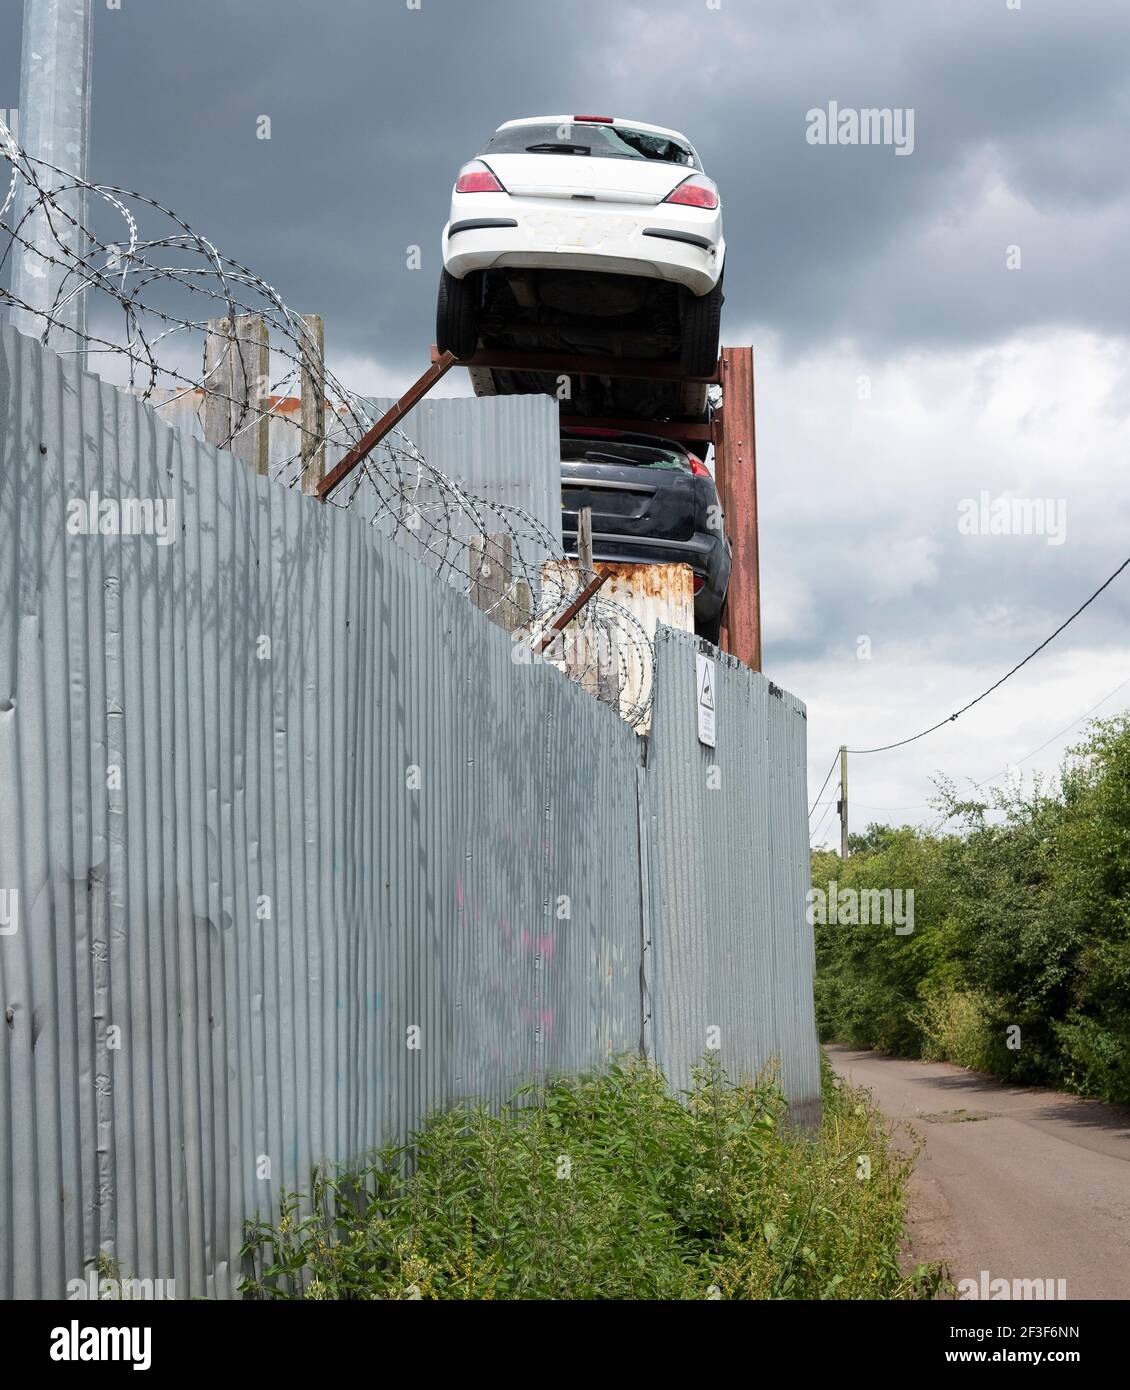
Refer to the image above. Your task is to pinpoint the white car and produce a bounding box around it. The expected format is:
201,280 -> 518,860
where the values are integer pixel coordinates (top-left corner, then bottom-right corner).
436,115 -> 725,394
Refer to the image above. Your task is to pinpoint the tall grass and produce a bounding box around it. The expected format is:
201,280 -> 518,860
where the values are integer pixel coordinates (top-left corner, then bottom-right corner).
240,1057 -> 941,1300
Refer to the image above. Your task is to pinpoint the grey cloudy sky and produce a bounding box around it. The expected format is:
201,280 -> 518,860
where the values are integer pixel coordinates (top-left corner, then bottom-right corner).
4,0 -> 1129,832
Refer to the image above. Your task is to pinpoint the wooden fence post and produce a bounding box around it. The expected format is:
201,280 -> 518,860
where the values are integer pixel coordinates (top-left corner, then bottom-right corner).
203,315 -> 270,476
577,505 -> 593,579
469,532 -> 514,627
299,313 -> 325,495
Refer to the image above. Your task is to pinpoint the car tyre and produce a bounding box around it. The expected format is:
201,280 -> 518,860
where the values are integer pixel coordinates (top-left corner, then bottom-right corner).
436,268 -> 479,359
680,277 -> 723,379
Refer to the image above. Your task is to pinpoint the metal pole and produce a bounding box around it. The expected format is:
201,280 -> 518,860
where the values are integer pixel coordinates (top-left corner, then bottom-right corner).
839,745 -> 849,859
9,0 -> 94,359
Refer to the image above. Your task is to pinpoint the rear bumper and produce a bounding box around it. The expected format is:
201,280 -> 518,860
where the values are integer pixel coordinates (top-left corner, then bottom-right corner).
561,525 -> 730,623
442,193 -> 724,297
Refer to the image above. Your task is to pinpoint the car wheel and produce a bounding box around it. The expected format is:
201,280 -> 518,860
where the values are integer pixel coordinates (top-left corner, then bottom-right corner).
436,268 -> 479,359
680,278 -> 723,379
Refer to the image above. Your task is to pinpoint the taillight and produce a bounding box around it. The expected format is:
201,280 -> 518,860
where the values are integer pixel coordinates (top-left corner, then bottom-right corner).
574,114 -> 613,123
688,454 -> 711,478
664,174 -> 719,210
692,576 -> 705,592
455,160 -> 505,194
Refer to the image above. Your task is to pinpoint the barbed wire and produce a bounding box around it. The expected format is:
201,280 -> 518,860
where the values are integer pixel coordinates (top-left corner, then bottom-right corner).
0,121 -> 655,725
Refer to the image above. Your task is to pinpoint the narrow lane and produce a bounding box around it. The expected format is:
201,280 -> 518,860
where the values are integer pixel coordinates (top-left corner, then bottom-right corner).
827,1046 -> 1130,1300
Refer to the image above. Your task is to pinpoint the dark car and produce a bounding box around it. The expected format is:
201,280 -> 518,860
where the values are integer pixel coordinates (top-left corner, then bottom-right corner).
560,427 -> 731,642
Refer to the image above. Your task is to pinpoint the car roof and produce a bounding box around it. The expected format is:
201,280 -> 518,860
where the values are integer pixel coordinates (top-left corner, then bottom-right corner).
496,115 -> 696,147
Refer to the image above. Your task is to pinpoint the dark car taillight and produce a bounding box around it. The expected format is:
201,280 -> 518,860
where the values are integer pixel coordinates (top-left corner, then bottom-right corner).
688,454 -> 711,478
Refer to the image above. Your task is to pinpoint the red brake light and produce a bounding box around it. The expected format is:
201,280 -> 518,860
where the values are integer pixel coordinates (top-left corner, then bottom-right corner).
688,454 -> 710,478
455,160 -> 504,194
692,576 -> 705,592
664,174 -> 719,210
574,115 -> 613,123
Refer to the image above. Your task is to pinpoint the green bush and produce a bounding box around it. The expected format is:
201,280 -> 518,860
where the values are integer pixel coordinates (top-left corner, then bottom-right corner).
814,714 -> 1130,1105
240,1057 -> 941,1301
911,988 -> 998,1073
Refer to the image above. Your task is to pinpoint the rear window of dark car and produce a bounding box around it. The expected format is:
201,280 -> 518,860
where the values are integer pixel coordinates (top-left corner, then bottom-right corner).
481,122 -> 700,168
563,439 -> 691,472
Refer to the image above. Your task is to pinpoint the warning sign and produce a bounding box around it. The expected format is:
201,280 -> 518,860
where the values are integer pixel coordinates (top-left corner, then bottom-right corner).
696,653 -> 716,748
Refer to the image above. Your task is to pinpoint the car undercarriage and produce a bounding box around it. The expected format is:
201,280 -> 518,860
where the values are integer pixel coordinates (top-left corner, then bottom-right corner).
467,267 -> 710,419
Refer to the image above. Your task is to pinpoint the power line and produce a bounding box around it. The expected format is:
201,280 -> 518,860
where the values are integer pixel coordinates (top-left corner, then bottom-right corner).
812,794 -> 837,841
919,673 -> 1130,836
969,671 -> 1130,794
810,787 -> 839,845
847,549 -> 1130,756
808,750 -> 840,817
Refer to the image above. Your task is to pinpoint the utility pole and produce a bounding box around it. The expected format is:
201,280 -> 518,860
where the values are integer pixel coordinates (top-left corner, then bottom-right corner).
9,0 -> 94,358
838,744 -> 849,859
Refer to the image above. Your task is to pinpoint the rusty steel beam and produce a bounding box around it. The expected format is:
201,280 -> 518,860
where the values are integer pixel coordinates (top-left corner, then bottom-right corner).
533,568 -> 611,654
559,412 -> 713,443
316,349 -> 458,500
431,344 -> 721,385
715,348 -> 761,672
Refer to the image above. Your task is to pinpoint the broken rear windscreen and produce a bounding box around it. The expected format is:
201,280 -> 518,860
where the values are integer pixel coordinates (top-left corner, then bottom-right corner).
563,439 -> 692,472
481,123 -> 700,168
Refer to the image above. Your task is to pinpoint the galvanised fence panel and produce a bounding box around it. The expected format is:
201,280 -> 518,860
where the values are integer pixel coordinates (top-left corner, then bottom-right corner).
644,627 -> 822,1127
0,327 -> 817,1300
0,325 -> 639,1298
148,388 -> 563,561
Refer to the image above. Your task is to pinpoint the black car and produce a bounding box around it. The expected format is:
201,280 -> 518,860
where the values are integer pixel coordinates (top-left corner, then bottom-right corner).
560,427 -> 731,642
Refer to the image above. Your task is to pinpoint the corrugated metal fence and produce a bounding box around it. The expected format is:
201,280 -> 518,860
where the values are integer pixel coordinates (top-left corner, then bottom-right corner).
645,630 -> 821,1125
147,387 -> 563,568
0,325 -> 819,1299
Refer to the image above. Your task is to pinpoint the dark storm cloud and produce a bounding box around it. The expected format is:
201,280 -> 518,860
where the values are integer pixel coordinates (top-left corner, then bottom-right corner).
6,0 -> 1127,365
4,0 -> 1129,815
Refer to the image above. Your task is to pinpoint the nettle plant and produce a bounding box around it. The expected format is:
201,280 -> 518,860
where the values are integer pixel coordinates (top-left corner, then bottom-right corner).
240,1057 -> 942,1300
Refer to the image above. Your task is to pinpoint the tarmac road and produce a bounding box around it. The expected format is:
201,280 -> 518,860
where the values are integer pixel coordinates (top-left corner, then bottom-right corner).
826,1045 -> 1130,1300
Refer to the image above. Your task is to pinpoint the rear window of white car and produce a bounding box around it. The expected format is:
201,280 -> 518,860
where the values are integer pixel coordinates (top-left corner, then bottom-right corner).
481,122 -> 700,169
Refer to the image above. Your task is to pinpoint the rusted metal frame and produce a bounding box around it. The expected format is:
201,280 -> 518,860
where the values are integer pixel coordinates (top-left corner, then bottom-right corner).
559,412 -> 713,442
430,344 -> 721,385
316,349 -> 459,500
533,568 -> 610,655
714,347 -> 761,672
